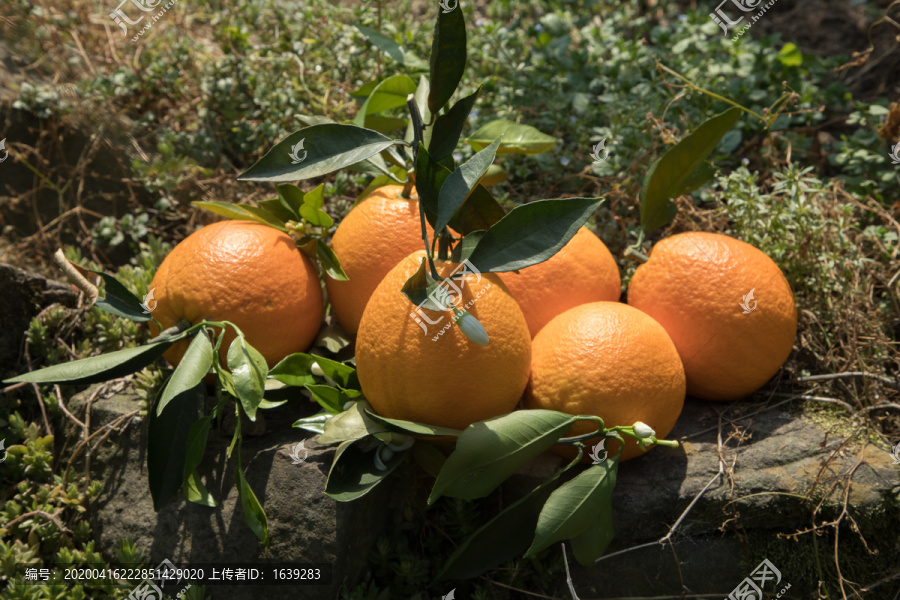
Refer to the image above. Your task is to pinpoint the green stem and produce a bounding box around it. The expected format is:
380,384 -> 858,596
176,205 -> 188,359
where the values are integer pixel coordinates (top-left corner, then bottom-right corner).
406,94 -> 439,280
657,62 -> 766,124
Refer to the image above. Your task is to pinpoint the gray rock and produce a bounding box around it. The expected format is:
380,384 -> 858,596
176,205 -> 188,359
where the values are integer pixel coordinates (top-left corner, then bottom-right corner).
0,263 -> 77,375
65,387 -> 390,600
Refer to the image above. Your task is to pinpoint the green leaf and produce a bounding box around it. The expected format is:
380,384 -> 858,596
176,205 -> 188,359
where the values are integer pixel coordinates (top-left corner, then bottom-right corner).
570,496 -> 615,565
156,332 -> 213,417
238,124 -> 396,183
465,119 -> 557,155
313,239 -> 347,280
777,42 -> 803,67
414,143 -> 451,229
305,384 -> 351,414
640,107 -> 741,233
276,183 -> 306,216
352,75 -> 418,127
355,25 -> 428,70
259,197 -> 298,222
429,410 -> 577,503
191,201 -> 287,231
227,336 -> 268,422
479,164 -> 508,187
467,197 -> 603,273
364,114 -> 409,134
428,85 -> 482,160
270,352 -> 358,389
427,3 -> 467,116
525,458 -> 618,558
450,230 -> 485,263
364,408 -> 462,438
303,183 -> 326,209
435,137 -> 501,233
299,204 -> 334,228
91,270 -> 151,322
405,76 -> 432,146
3,336 -> 181,385
147,381 -> 204,511
292,412 -> 332,436
446,184 -> 506,235
297,114 -> 336,126
182,416 -> 216,507
399,257 -> 446,311
318,401 -> 387,444
411,443 -> 446,478
357,167 -> 407,201
436,468 -> 564,581
324,437 -> 407,501
236,459 -> 269,547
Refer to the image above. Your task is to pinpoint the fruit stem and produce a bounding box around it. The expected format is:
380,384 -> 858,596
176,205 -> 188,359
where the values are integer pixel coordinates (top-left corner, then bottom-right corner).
624,246 -> 649,263
437,228 -> 451,260
401,173 -> 415,199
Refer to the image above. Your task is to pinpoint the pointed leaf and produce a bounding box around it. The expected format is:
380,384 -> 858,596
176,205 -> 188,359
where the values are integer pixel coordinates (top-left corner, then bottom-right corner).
318,401 -> 387,444
259,198 -> 298,222
352,75 -> 418,126
525,459 -> 618,558
316,239 -> 348,281
406,75 -> 432,147
428,4 -> 467,116
227,336 -> 267,422
147,381 -> 204,511
236,461 -> 269,547
400,257 -> 446,311
324,437 -> 407,501
270,352 -> 358,389
465,119 -> 557,155
414,143 -> 450,228
364,114 -> 409,134
156,332 -> 213,416
570,498 -> 614,565
299,204 -> 334,227
467,197 -> 603,273
435,137 -> 501,233
90,270 -> 151,322
192,201 -> 286,231
364,408 -> 462,438
238,124 -> 395,182
446,184 -> 506,235
292,412 -> 332,436
355,25 -> 428,69
429,410 -> 577,503
478,164 -> 508,187
305,384 -> 351,414
276,183 -> 306,216
183,415 -> 216,507
412,443 -> 446,478
641,107 -> 741,233
428,86 -> 482,160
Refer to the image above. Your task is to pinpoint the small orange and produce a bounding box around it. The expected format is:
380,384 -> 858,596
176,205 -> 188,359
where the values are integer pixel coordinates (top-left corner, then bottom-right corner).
356,250 -> 531,430
498,226 -> 621,337
627,231 -> 797,401
149,220 -> 324,368
325,185 -> 433,335
524,302 -> 686,461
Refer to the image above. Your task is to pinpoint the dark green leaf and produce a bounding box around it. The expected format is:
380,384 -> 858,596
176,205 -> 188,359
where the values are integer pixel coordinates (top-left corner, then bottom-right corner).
91,271 -> 151,322
238,124 -> 395,183
429,410 -> 577,503
352,74 -> 418,127
276,183 -> 306,216
293,412 -> 332,436
355,25 -> 428,70
259,197 -> 298,222
191,201 -> 286,231
318,401 -> 387,444
435,137 -> 501,233
446,184 -> 506,235
570,495 -> 615,565
427,3 -> 467,116
311,240 -> 345,280
270,352 -> 358,389
450,230 -> 485,262
525,458 -> 618,558
405,76 -> 432,146
305,384 -> 351,414
364,408 -> 462,437
412,443 -> 446,478
400,256 -> 446,311
467,197 -> 603,273
465,119 -> 557,155
364,115 -> 409,134
236,458 -> 269,547
147,381 -> 204,511
640,107 -> 741,233
183,416 -> 216,507
357,167 -> 408,201
157,332 -> 213,416
324,437 -> 407,501
3,336 -> 181,385
428,85 -> 482,160
414,144 -> 450,228
227,336 -> 267,422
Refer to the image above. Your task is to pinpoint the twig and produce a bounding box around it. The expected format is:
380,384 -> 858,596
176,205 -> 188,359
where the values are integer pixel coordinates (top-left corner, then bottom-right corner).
23,343 -> 53,437
52,249 -> 98,305
54,385 -> 85,429
481,577 -> 561,600
797,371 -> 900,391
562,543 -> 580,600
866,403 -> 900,413
770,392 -> 857,415
4,509 -> 70,534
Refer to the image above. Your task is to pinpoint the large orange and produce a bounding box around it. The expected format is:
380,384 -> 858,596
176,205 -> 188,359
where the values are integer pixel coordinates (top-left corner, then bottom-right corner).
627,231 -> 797,401
524,302 -> 685,461
498,226 -> 621,337
325,185 -> 433,335
356,250 -> 531,430
148,220 -> 324,368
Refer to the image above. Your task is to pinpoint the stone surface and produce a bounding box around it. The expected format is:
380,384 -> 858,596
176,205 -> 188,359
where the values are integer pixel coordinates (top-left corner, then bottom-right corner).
0,263 -> 77,376
65,388 -> 390,600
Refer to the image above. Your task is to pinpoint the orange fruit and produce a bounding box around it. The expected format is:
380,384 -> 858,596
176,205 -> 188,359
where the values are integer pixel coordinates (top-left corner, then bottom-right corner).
356,250 -> 531,430
524,302 -> 685,461
325,185 -> 433,335
498,226 -> 621,337
149,220 -> 324,368
627,231 -> 797,401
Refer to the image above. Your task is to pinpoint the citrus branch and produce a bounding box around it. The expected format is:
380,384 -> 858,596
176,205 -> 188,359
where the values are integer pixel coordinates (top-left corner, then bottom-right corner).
406,93 -> 440,280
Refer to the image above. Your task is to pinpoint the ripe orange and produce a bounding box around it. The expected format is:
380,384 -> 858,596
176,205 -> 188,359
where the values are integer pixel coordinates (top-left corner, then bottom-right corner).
325,185 -> 433,335
524,302 -> 685,461
498,226 -> 621,337
148,220 -> 324,368
356,250 -> 531,430
627,231 -> 797,401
